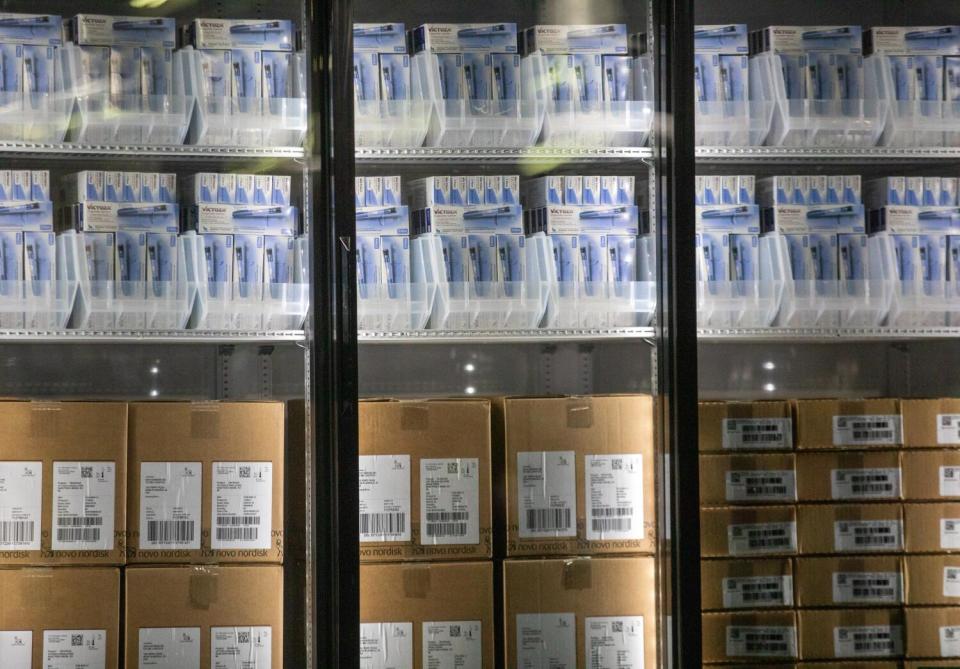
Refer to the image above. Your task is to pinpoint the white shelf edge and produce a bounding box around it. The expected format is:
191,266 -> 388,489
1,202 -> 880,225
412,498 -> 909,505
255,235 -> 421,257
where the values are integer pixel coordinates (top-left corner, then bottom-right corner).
0,330 -> 306,343
358,327 -> 657,344
696,146 -> 960,162
0,142 -> 305,159
356,146 -> 654,163
698,327 -> 960,342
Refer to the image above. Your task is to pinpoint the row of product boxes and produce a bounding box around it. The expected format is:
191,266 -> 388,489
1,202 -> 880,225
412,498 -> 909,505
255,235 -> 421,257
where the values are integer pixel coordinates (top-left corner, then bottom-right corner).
358,394 -> 655,562
0,564 -> 282,669
700,399 -> 960,452
702,504 -> 960,557
0,400 -> 288,566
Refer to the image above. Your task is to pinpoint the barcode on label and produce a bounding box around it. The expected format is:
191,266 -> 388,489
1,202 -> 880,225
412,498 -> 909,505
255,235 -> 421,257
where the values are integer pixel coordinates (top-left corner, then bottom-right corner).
216,515 -> 260,526
526,508 -> 572,532
57,517 -> 103,526
146,520 -> 195,544
215,527 -> 258,541
425,510 -> 469,538
360,512 -> 405,536
0,521 -> 33,543
740,583 -> 783,603
590,506 -> 633,533
722,418 -> 791,450
741,632 -> 787,653
56,528 -> 100,542
834,415 -> 901,445
737,527 -> 789,548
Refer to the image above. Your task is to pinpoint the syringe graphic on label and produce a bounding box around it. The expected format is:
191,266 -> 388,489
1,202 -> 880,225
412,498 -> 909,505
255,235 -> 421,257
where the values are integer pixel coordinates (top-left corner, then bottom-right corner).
230,21 -> 284,34
568,25 -> 617,39
548,64 -> 559,101
580,245 -> 592,294
118,242 -> 131,295
493,63 -> 505,101
702,243 -> 715,282
720,60 -> 732,102
235,245 -> 248,297
142,55 -> 154,96
26,242 -> 40,295
113,18 -> 167,30
574,64 -> 586,103
266,246 -> 277,283
457,24 -> 508,38
23,56 -> 35,94
498,245 -> 511,283
731,243 -> 743,281
810,243 -> 822,281
205,243 -> 217,297
380,65 -> 392,100
0,15 -> 53,27
840,243 -> 852,281
233,60 -> 245,97
353,63 -> 362,102
609,246 -> 621,283
694,25 -> 739,38
148,242 -> 161,296
382,247 -> 395,297
441,245 -> 452,282
605,67 -> 615,102
952,246 -> 960,290
356,245 -> 366,298
464,63 -> 476,100
694,63 -> 705,102
353,24 -> 398,37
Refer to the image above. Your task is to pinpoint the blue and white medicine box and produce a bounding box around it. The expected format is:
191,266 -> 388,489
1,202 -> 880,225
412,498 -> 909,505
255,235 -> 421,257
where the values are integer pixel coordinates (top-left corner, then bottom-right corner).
411,23 -> 518,55
523,24 -> 628,55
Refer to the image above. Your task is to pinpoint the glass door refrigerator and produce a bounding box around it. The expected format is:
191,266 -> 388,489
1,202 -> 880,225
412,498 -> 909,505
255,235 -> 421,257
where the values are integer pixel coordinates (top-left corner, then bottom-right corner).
695,1 -> 960,668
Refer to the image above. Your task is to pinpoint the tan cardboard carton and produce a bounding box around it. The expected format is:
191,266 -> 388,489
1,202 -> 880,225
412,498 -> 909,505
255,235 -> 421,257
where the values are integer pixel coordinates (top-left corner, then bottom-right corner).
702,610 -> 798,663
797,451 -> 902,502
794,399 -> 901,450
799,608 -> 903,660
0,567 -> 120,668
795,556 -> 904,607
902,399 -> 960,449
906,607 -> 960,659
797,664 -> 898,669
700,453 -> 797,506
503,556 -> 656,669
701,506 -> 797,558
906,554 -> 960,605
125,565 -> 283,669
798,504 -> 903,555
0,401 -> 127,565
700,558 -> 794,610
360,561 -> 494,669
905,662 -> 960,668
699,401 -> 794,453
905,503 -> 960,553
903,450 -> 960,501
498,395 -> 655,556
359,399 -> 492,562
127,401 -> 284,564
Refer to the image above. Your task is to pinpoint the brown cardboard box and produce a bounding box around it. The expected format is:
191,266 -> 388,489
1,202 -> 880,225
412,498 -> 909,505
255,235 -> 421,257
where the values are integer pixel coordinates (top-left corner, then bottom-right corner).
905,504 -> 960,553
503,557 -> 656,669
701,506 -> 797,558
0,567 -> 120,668
905,662 -> 960,668
794,399 -> 901,450
360,561 -> 494,669
699,401 -> 794,452
359,399 -> 492,562
499,395 -> 655,557
795,556 -> 904,607
799,608 -> 904,660
0,401 -> 127,565
700,558 -> 794,610
797,664 -> 898,669
125,565 -> 283,669
127,402 -> 284,564
796,451 -> 903,502
906,554 -> 960,605
906,607 -> 960,659
702,610 -> 798,663
903,450 -> 960,501
700,453 -> 797,506
798,504 -> 903,555
902,399 -> 960,449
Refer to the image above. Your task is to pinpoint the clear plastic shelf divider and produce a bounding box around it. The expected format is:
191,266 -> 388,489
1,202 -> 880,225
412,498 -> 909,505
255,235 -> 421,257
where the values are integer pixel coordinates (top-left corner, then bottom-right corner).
0,234 -> 77,331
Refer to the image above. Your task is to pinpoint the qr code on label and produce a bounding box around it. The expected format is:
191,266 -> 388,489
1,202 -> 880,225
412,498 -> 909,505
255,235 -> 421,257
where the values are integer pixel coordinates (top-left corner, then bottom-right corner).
239,467 -> 251,479
945,416 -> 954,426
81,467 -> 93,478
72,634 -> 83,646
447,462 -> 458,474
612,622 -> 624,633
449,626 -> 460,637
612,459 -> 623,470
238,632 -> 250,644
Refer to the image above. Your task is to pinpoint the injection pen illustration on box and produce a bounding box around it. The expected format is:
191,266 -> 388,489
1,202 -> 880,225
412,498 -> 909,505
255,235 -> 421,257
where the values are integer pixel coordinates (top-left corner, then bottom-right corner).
112,18 -> 167,31
230,21 -> 284,34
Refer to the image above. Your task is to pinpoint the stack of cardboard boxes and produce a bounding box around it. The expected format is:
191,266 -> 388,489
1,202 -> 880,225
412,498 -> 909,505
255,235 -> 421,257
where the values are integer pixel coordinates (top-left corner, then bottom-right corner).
0,400 -> 286,668
700,397 -> 960,666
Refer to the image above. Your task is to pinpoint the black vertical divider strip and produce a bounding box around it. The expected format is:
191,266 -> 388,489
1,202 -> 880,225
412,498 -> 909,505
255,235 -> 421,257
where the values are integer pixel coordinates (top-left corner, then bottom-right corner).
309,0 -> 360,667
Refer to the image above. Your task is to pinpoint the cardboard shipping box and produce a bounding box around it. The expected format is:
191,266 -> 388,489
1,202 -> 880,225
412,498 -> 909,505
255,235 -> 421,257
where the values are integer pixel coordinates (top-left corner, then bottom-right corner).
127,402 -> 285,564
700,453 -> 797,506
798,504 -> 903,555
700,557 -> 794,610
902,398 -> 960,449
795,556 -> 904,608
360,561 -> 494,669
903,450 -> 960,501
905,662 -> 960,668
0,401 -> 127,565
504,556 -> 656,669
125,565 -> 283,669
359,399 -> 492,562
906,607 -> 960,659
700,506 -> 797,558
905,503 -> 960,554
0,567 -> 120,668
794,399 -> 901,450
797,664 -> 898,669
906,554 -> 960,605
702,610 -> 798,664
799,608 -> 904,660
499,395 -> 655,556
797,451 -> 902,502
699,400 -> 794,452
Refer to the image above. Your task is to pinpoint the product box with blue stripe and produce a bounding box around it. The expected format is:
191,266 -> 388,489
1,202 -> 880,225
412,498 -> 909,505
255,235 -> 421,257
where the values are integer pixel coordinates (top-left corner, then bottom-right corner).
356,204 -> 410,300
869,205 -> 960,292
697,204 -> 761,284
411,23 -> 518,55
522,24 -> 627,55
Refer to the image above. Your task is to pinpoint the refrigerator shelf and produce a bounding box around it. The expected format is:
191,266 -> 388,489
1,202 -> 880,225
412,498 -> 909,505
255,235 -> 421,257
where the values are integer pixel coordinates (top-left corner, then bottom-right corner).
356,145 -> 653,162
695,146 -> 960,162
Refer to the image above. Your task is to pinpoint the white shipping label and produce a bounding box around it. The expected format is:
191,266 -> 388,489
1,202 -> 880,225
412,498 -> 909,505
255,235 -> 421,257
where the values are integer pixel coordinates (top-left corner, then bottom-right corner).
517,451 -> 576,538
941,466 -> 960,496
725,626 -> 797,658
833,625 -> 902,658
945,566 -> 960,597
43,630 -> 107,669
359,455 -> 411,542
420,458 -> 479,546
831,468 -> 901,500
585,617 -> 644,669
516,613 -> 576,669
722,576 -> 794,608
139,628 -> 201,669
722,418 -> 793,450
942,518 -> 960,549
832,415 -> 902,446
727,522 -> 797,555
834,520 -> 903,552
0,461 -> 41,550
938,414 -> 960,445
211,627 -> 271,669
585,454 -> 644,540
941,626 -> 960,657
51,461 -> 115,550
422,621 -> 481,669
211,462 -> 273,550
359,623 -> 413,669
0,631 -> 31,669
140,462 -> 202,550
725,470 -> 796,503
832,572 -> 902,604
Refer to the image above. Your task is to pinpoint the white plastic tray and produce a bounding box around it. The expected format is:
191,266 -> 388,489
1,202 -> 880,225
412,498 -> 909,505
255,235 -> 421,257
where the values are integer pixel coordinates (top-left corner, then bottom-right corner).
358,282 -> 435,332
0,234 -> 77,331
698,280 -> 782,329
777,279 -> 892,328
870,54 -> 960,147
0,92 -> 72,144
550,280 -> 656,329
695,99 -> 774,146
887,280 -> 960,328
69,93 -> 193,145
355,99 -> 431,148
